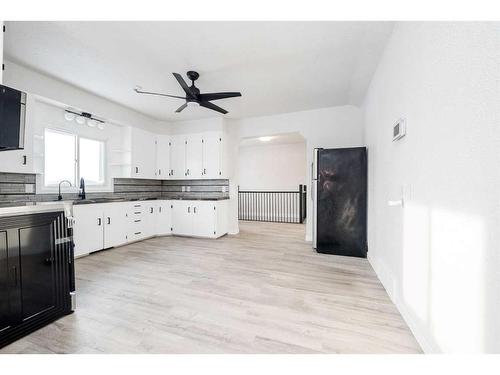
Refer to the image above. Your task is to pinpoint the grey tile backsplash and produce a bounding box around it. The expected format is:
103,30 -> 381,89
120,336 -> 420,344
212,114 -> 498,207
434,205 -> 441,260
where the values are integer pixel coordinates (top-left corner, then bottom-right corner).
0,172 -> 229,202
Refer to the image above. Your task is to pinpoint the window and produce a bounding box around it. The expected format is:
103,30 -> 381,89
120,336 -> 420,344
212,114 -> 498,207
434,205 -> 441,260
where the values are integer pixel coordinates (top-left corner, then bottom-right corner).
44,129 -> 77,186
79,137 -> 105,185
44,128 -> 106,188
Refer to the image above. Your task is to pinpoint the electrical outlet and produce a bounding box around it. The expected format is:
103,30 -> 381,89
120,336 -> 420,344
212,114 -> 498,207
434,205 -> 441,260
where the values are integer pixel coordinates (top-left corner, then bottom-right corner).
25,184 -> 34,193
181,186 -> 186,192
187,186 -> 191,192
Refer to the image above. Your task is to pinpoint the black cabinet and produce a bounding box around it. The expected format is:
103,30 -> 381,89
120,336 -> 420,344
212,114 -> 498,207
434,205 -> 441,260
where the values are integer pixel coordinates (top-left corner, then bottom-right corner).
0,211 -> 74,348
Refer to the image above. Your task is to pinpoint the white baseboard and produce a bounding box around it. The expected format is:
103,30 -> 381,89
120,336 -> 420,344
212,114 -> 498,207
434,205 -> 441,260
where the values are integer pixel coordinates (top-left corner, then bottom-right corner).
367,252 -> 441,354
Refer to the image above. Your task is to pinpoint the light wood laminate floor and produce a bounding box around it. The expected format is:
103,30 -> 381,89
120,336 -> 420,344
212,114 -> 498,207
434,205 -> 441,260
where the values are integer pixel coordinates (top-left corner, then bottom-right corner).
1,221 -> 420,354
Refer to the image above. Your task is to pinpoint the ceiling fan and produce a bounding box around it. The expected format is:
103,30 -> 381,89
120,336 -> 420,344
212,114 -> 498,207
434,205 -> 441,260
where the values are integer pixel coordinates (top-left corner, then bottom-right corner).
134,71 -> 242,114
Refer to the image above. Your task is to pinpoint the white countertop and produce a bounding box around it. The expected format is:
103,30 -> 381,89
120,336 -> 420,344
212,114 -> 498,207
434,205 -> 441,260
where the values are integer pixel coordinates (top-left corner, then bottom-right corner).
0,201 -> 73,218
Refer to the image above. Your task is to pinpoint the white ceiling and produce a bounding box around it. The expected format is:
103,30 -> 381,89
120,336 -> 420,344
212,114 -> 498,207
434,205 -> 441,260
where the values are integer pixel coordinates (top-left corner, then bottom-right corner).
4,21 -> 393,122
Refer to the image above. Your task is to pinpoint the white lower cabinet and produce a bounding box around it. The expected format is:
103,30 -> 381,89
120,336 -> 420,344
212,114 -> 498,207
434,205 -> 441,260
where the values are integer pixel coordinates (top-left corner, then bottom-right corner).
74,202 -> 131,257
103,203 -> 129,249
171,200 -> 228,238
73,204 -> 105,257
73,199 -> 228,256
156,200 -> 172,236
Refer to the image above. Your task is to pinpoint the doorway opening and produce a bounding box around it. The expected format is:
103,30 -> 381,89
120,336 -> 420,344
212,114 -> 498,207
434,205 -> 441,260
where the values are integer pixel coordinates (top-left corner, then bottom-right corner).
237,132 -> 306,224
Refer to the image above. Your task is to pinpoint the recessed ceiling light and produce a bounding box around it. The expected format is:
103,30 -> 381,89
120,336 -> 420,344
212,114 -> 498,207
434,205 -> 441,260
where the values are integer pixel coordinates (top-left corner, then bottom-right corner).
259,136 -> 273,142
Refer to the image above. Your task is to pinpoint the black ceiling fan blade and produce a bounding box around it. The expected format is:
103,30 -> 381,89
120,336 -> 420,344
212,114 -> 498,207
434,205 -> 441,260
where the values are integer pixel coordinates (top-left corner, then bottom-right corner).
198,92 -> 242,102
175,103 -> 188,113
173,73 -> 197,98
199,101 -> 228,114
134,88 -> 185,100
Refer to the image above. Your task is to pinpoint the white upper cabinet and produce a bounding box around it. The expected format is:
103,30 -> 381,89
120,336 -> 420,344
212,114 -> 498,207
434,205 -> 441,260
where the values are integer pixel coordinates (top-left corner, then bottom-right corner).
202,132 -> 223,179
169,134 -> 186,179
126,129 -> 226,180
130,127 -> 156,179
185,133 -> 203,179
155,135 -> 170,180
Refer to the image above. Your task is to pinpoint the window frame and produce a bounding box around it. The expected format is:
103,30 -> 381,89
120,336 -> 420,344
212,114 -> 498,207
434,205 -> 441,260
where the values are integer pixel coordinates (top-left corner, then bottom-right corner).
42,127 -> 108,192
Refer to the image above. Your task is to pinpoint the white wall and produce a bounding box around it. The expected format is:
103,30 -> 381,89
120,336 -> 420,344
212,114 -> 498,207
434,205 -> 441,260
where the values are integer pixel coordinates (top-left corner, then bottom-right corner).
3,60 -> 169,134
238,142 -> 306,191
364,22 -> 500,353
232,105 -> 365,240
169,117 -> 224,135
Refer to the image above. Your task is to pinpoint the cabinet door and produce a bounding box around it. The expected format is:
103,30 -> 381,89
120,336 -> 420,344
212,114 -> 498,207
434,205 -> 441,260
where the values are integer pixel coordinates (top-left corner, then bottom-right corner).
73,205 -> 104,256
156,201 -> 172,236
131,128 -> 156,179
170,135 -> 186,179
156,135 -> 170,179
192,202 -> 216,237
0,95 -> 34,174
171,201 -> 193,236
18,222 -> 56,320
143,202 -> 157,238
0,230 -> 16,331
202,133 -> 222,179
186,134 -> 203,179
103,203 -> 129,248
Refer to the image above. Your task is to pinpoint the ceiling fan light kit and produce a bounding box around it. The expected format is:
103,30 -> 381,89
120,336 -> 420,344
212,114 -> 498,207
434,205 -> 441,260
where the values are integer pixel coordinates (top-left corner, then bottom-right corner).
134,71 -> 242,114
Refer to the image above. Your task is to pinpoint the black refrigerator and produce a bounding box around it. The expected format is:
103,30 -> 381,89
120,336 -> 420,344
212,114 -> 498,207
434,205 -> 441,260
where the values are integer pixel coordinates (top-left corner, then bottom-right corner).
312,147 -> 367,258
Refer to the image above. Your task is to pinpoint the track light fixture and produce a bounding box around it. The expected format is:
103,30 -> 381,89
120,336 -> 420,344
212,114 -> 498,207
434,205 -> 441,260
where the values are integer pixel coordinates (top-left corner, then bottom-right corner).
64,110 -> 105,129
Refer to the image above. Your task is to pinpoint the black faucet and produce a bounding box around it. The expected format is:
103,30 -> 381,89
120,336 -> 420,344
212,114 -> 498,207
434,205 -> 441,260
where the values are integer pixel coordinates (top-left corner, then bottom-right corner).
78,177 -> 86,200
58,180 -> 72,201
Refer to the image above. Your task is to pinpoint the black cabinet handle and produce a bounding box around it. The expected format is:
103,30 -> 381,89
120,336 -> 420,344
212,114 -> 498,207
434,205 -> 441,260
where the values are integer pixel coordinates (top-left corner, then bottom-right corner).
107,217 -> 111,225
159,206 -> 162,213
187,168 -> 190,176
150,207 -> 153,214
22,155 -> 27,165
158,169 -> 161,175
97,218 -> 102,226
135,166 -> 139,174
203,168 -> 206,175
188,206 -> 190,213
194,207 -> 197,214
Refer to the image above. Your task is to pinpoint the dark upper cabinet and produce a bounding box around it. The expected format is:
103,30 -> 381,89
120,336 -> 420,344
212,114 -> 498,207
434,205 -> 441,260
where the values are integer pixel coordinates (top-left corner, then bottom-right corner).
0,211 -> 74,349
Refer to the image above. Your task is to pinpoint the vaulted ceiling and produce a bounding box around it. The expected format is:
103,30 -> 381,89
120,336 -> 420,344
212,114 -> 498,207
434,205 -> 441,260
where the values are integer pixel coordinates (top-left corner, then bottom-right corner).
4,21 -> 393,121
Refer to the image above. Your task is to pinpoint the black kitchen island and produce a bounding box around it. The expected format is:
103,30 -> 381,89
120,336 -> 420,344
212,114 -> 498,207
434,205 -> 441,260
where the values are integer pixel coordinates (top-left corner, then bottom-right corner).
0,203 -> 75,349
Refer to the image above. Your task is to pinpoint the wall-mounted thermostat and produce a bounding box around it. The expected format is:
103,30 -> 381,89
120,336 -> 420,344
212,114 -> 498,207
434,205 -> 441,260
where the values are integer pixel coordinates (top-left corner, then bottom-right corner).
392,118 -> 406,141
